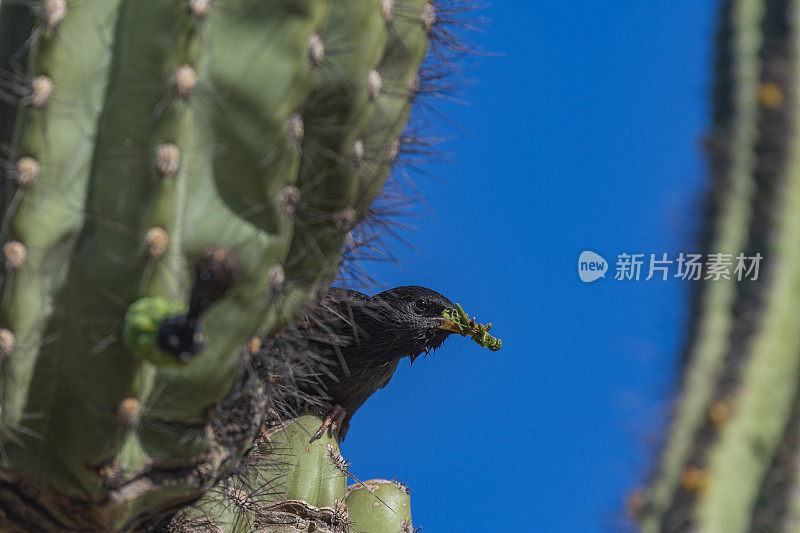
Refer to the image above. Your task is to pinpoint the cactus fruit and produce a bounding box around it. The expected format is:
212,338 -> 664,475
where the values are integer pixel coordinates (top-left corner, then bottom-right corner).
637,0 -> 800,531
0,0 -> 467,529
346,479 -> 414,533
122,296 -> 188,366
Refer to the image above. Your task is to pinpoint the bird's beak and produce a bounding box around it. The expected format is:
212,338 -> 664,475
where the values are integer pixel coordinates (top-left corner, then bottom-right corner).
435,317 -> 462,333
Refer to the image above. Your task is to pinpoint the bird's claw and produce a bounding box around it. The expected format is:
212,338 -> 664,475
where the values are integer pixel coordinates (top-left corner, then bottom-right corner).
310,404 -> 346,443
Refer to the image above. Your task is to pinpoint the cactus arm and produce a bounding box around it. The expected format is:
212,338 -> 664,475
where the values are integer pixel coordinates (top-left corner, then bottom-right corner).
167,415 -> 349,532
0,0 -> 446,528
695,8 -> 800,526
266,415 -> 347,508
281,3 -> 388,291
640,0 -> 800,530
140,0 -> 334,458
2,0 -> 128,492
640,0 -> 764,529
165,416 -> 419,533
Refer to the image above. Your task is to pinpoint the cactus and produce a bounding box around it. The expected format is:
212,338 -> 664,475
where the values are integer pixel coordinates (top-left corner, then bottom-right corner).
161,415 -> 418,533
636,0 -> 800,531
164,415 -> 350,532
0,0 -> 457,529
259,415 -> 347,510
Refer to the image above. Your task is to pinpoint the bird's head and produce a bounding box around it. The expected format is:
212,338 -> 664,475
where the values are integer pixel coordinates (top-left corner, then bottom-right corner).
371,285 -> 457,363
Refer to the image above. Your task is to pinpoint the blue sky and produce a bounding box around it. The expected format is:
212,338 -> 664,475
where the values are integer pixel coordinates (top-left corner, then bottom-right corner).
341,2 -> 716,531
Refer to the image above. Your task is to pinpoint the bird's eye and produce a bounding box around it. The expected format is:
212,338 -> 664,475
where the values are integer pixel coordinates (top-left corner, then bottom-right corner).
413,298 -> 428,314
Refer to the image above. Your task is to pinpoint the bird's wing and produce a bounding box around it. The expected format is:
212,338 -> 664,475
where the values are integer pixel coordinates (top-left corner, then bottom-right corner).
319,287 -> 375,345
376,360 -> 400,390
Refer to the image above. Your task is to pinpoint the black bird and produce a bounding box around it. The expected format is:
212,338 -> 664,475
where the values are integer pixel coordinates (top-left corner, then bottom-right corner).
256,285 -> 458,441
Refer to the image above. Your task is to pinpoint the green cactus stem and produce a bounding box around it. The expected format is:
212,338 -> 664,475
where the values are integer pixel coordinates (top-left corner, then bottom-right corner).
261,415 -> 348,509
160,415 -> 424,532
164,414 -> 351,532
